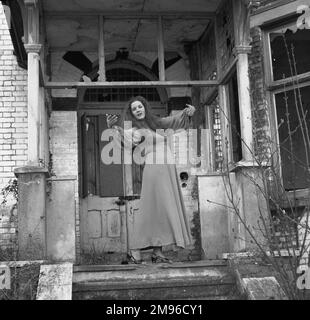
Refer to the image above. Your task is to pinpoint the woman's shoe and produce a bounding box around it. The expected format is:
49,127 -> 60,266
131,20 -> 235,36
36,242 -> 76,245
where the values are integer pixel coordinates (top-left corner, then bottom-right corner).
151,254 -> 172,264
127,253 -> 145,265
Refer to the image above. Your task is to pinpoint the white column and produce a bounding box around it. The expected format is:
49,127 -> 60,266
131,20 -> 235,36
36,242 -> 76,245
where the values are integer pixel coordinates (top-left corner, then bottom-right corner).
98,15 -> 106,81
24,43 -> 42,166
157,16 -> 165,81
235,45 -> 253,161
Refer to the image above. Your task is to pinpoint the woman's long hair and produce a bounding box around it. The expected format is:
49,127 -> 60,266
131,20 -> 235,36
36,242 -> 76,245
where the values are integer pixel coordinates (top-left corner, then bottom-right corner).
120,96 -> 162,131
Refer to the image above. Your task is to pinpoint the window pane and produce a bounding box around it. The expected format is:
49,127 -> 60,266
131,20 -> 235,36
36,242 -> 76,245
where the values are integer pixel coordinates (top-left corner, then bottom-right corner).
275,86 -> 310,190
270,27 -> 310,81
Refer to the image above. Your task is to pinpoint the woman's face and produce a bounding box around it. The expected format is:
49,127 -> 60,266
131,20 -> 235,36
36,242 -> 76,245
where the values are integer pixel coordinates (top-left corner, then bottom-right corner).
131,100 -> 146,120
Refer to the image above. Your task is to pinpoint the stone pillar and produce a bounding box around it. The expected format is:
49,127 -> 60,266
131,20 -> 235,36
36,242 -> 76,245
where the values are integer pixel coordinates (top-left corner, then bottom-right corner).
13,0 -> 49,261
24,43 -> 42,166
231,165 -> 269,252
14,167 -> 49,260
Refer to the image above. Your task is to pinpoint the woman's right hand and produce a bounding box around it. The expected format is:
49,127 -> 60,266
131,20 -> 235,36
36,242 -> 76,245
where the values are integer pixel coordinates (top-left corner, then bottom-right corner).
106,114 -> 119,128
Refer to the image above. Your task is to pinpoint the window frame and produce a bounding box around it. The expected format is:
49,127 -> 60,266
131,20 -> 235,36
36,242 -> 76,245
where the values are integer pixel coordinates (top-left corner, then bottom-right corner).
264,20 -> 310,88
263,18 -> 310,193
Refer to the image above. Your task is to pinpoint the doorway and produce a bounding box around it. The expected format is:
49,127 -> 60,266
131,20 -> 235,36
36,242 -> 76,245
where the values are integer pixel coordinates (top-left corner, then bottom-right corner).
78,63 -> 167,264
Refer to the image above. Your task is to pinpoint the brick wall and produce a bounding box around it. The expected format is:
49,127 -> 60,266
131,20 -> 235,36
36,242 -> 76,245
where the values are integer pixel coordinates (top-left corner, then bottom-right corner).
249,27 -> 271,160
49,111 -> 80,260
0,4 -> 27,253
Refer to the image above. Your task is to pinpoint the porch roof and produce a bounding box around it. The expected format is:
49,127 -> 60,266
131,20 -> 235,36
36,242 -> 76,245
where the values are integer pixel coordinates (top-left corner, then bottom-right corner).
42,0 -> 221,14
42,0 -> 221,54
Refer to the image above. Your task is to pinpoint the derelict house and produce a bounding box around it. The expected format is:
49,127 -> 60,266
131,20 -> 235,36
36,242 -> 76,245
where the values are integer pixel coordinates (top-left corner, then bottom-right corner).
0,0 -> 309,285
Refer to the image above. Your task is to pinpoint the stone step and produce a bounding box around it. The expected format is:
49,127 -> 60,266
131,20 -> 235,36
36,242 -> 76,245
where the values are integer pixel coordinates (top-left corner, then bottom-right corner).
72,260 -> 239,300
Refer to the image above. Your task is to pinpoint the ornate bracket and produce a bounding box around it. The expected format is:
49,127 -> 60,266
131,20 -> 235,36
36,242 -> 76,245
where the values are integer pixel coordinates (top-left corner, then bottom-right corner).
24,0 -> 40,44
234,0 -> 261,47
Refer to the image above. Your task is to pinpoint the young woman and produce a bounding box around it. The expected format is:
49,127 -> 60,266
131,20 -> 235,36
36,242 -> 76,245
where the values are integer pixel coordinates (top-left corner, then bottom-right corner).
107,96 -> 196,263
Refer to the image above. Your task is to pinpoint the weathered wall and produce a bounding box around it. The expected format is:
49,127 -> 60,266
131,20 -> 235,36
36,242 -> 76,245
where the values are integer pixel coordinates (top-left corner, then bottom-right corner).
170,121 -> 200,258
0,4 -> 27,253
49,111 -> 80,260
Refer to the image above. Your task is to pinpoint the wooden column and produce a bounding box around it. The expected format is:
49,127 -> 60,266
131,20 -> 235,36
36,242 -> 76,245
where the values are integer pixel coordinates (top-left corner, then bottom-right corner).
157,16 -> 165,81
233,0 -> 253,161
98,15 -> 106,81
24,0 -> 41,165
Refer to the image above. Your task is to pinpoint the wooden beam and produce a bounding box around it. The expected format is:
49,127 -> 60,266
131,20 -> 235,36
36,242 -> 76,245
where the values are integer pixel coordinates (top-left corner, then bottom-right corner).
45,81 -> 219,89
44,11 -> 215,19
157,16 -> 165,81
267,71 -> 310,92
98,15 -> 106,81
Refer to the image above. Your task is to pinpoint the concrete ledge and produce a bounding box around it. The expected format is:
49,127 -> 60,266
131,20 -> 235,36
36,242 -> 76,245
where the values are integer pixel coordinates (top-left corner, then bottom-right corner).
243,277 -> 288,300
0,260 -> 46,268
227,256 -> 289,300
228,160 -> 270,173
36,263 -> 73,300
222,250 -> 300,260
14,166 -> 49,176
46,176 -> 77,181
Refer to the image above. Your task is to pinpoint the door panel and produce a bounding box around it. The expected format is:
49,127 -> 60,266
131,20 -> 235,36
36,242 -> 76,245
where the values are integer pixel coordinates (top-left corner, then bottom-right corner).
81,196 -> 127,253
126,199 -> 141,249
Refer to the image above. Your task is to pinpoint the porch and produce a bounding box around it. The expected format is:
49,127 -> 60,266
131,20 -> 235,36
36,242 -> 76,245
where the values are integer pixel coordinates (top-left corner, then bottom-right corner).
3,0 -> 308,267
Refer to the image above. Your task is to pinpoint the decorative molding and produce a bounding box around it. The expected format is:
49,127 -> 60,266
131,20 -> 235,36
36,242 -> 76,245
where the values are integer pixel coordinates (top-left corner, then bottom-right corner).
233,45 -> 252,55
24,43 -> 42,54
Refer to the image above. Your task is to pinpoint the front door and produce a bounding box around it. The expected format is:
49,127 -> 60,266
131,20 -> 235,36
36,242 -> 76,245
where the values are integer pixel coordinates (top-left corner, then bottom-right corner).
78,106 -> 166,263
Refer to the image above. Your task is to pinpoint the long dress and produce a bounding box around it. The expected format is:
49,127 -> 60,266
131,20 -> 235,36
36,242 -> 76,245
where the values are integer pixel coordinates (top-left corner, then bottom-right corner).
119,109 -> 193,250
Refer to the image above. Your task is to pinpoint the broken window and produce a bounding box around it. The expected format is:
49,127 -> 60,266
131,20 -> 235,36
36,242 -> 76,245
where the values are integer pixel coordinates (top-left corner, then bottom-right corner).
275,85 -> 310,190
266,19 -> 310,191
270,24 -> 310,81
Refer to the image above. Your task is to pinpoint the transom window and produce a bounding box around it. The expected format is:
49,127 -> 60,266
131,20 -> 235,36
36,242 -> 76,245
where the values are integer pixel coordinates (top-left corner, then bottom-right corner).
84,68 -> 161,102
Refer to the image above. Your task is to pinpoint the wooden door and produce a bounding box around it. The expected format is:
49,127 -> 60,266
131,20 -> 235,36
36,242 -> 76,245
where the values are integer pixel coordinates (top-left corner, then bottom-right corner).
79,112 -> 125,261
79,111 -> 143,261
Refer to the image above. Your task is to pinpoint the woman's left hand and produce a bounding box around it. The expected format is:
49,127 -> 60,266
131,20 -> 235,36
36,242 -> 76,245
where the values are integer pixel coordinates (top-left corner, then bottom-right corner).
184,104 -> 196,117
